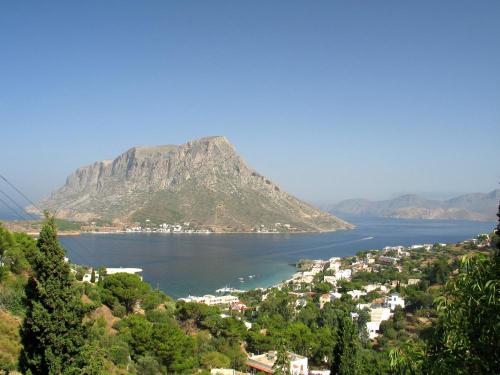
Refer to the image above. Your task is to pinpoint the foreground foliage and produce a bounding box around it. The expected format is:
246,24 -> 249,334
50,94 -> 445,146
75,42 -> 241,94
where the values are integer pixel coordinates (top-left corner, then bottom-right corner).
0,206 -> 499,374
20,215 -> 97,374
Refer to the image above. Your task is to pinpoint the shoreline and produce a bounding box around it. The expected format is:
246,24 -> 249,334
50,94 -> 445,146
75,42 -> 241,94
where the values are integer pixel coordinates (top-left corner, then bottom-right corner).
176,231 -> 489,300
69,227 -> 353,236
58,217 -> 495,299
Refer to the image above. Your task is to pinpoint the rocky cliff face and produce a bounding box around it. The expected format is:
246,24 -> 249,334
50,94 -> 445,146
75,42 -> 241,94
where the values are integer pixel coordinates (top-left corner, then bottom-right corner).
37,136 -> 352,232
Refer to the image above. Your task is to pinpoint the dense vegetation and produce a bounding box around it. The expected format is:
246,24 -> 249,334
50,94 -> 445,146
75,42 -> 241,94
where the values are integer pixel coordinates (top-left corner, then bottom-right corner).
0,209 -> 499,374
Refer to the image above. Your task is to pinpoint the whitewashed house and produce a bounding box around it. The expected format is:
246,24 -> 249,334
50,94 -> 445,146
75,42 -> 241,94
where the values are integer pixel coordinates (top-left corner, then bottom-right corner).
366,307 -> 393,339
247,351 -> 308,375
323,276 -> 337,286
366,321 -> 381,340
82,270 -> 99,283
384,293 -> 405,311
336,269 -> 352,281
347,290 -> 366,300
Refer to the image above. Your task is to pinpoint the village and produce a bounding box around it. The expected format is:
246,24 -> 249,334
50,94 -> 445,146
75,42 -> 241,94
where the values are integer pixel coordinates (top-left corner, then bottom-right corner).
72,233 -> 492,375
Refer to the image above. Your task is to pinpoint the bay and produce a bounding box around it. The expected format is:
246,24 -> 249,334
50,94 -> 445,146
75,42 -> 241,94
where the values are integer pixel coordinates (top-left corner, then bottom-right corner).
60,217 -> 496,298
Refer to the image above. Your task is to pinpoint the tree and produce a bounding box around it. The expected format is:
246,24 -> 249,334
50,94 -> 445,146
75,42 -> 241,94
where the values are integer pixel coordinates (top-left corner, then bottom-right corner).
200,351 -> 231,369
102,272 -> 150,313
426,253 -> 500,374
496,201 -> 500,251
19,214 -> 96,374
0,224 -> 14,281
151,322 -> 196,373
428,259 -> 450,284
389,340 -> 425,375
273,337 -> 290,375
332,315 -> 359,375
119,314 -> 153,358
90,269 -> 96,283
0,223 -> 14,261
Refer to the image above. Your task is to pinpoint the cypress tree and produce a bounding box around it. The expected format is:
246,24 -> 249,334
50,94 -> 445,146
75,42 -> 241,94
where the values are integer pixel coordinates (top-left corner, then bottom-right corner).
332,315 -> 360,375
20,214 -> 91,374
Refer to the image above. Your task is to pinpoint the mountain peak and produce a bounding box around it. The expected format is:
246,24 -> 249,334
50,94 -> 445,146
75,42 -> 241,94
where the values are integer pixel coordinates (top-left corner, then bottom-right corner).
36,136 -> 352,232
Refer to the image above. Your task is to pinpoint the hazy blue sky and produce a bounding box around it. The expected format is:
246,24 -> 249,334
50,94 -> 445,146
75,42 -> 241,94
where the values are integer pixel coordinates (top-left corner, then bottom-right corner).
0,1 -> 499,207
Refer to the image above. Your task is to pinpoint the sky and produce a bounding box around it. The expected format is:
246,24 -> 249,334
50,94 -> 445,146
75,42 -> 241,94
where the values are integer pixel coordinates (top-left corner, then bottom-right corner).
0,0 -> 499,210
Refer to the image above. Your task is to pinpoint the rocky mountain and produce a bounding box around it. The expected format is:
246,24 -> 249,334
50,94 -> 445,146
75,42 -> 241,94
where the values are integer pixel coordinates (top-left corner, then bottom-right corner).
330,189 -> 500,221
35,136 -> 352,232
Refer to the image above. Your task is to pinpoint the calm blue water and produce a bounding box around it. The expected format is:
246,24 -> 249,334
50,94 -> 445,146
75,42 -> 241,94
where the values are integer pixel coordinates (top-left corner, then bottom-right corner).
59,217 -> 496,298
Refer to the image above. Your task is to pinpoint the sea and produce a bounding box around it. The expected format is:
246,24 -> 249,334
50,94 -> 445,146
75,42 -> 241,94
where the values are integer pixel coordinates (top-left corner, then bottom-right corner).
59,216 -> 496,298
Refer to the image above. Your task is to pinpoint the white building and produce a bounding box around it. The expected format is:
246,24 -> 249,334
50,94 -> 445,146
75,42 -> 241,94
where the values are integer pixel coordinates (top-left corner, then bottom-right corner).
323,276 -> 337,286
384,293 -> 405,311
336,269 -> 352,281
319,294 -> 331,309
247,351 -> 308,375
211,369 -> 246,375
363,284 -> 388,294
407,278 -> 421,286
328,258 -> 341,272
82,270 -> 99,283
347,290 -> 366,300
370,307 -> 392,322
179,294 -> 239,306
366,321 -> 381,340
383,245 -> 406,253
356,303 -> 371,310
410,244 -> 432,251
378,256 -> 399,265
366,307 -> 393,339
319,292 -> 342,309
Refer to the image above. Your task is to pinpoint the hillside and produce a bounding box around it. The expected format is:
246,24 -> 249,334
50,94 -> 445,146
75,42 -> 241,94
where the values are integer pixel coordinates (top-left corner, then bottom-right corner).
330,190 -> 500,221
33,136 -> 352,232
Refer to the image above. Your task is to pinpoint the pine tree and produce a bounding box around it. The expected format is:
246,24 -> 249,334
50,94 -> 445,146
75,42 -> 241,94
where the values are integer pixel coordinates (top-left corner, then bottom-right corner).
20,214 -> 93,374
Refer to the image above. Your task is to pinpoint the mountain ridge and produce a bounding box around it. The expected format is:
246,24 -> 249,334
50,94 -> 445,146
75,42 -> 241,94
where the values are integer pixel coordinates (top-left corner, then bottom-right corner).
33,136 -> 353,233
329,190 -> 500,221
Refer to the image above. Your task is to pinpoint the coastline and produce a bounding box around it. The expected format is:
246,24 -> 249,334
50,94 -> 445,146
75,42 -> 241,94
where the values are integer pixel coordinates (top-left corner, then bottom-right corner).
59,217 -> 496,299
67,226 -> 353,236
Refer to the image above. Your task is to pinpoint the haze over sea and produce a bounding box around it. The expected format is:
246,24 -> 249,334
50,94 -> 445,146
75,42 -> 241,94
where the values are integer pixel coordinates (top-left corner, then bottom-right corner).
60,217 -> 495,298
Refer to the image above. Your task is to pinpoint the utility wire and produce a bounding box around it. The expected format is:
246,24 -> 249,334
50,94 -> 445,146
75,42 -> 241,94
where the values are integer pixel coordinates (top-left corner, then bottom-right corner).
0,173 -> 97,268
0,188 -> 37,220
0,196 -> 28,221
0,174 -> 43,213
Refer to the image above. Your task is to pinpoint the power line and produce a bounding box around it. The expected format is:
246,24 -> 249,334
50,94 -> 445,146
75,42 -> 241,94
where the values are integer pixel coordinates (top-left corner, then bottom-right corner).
0,196 -> 28,221
0,174 -> 42,213
0,173 -> 103,269
0,188 -> 37,220
0,174 -> 95,265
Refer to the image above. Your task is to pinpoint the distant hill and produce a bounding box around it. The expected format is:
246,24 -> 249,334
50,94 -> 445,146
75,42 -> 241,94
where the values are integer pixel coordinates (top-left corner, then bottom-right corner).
33,136 -> 352,233
329,189 -> 500,221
